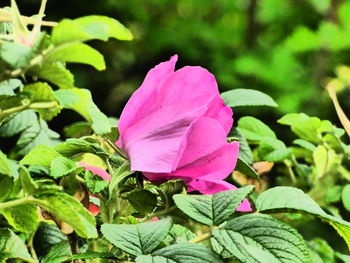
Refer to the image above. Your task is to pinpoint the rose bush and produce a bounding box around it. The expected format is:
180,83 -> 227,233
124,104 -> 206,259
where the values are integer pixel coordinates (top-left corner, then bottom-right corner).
117,55 -> 250,211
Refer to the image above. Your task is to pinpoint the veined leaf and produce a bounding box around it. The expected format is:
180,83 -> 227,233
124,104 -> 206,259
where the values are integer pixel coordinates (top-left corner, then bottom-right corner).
20,144 -> 61,166
221,89 -> 277,108
1,204 -> 39,232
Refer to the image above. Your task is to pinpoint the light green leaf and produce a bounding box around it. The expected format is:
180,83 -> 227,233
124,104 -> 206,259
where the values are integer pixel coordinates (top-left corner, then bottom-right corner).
29,63 -> 74,89
221,89 -> 277,108
173,185 -> 254,226
212,214 -> 310,262
1,204 -> 39,232
237,116 -> 276,141
101,218 -> 173,256
23,82 -> 61,120
46,43 -> 105,70
51,15 -> 133,44
19,167 -> 38,196
313,145 -> 328,180
55,88 -> 111,135
136,243 -> 224,263
255,186 -> 350,249
0,42 -> 33,69
0,228 -> 35,263
50,156 -> 82,178
0,150 -> 18,177
35,192 -> 97,238
20,144 -> 61,166
342,184 -> 350,212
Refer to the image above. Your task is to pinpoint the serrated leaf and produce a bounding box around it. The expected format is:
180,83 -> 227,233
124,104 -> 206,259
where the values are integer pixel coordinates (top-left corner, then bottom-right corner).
101,218 -> 173,256
1,204 -> 39,232
40,241 -> 71,263
55,88 -> 111,135
255,186 -> 350,249
46,43 -> 105,70
29,63 -> 74,89
15,118 -> 60,155
221,89 -> 277,108
0,228 -> 35,263
173,185 -> 254,226
235,157 -> 259,179
136,243 -> 224,263
51,15 -> 132,44
212,214 -> 310,262
35,192 -> 97,238
20,144 -> 61,166
50,156 -> 82,178
23,82 -> 61,120
126,189 -> 157,214
85,170 -> 109,194
0,109 -> 37,137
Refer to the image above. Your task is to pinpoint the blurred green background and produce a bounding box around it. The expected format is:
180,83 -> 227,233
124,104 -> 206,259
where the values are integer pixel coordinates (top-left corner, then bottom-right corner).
15,0 -> 350,133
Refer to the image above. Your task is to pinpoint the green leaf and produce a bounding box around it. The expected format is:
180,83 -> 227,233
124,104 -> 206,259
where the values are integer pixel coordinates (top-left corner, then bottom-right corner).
136,243 -> 223,263
41,241 -> 71,263
342,184 -> 350,212
126,189 -> 157,214
33,222 -> 67,257
255,186 -> 350,249
0,42 -> 34,69
63,121 -> 92,138
0,175 -> 13,201
55,88 -> 111,135
232,129 -> 253,164
0,109 -> 37,137
237,116 -> 276,141
15,118 -> 60,156
101,218 -> 173,256
173,185 -> 254,226
23,82 -> 61,120
84,170 -> 109,194
163,224 -> 196,245
235,157 -> 259,179
0,150 -> 18,177
70,252 -> 115,260
20,144 -> 61,166
109,160 -> 133,195
50,156 -> 83,178
221,89 -> 277,108
19,167 -> 38,196
212,214 -> 310,262
51,15 -> 133,44
29,63 -> 74,89
1,204 -> 39,232
0,228 -> 35,263
46,43 -> 106,70
35,192 -> 97,238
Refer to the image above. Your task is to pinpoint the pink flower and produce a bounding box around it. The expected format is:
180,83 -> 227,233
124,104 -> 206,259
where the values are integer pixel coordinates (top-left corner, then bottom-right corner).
78,162 -> 111,216
117,55 -> 251,211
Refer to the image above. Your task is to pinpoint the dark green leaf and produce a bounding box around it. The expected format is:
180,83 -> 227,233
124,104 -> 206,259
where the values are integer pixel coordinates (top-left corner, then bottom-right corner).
235,157 -> 259,179
1,204 -> 39,232
0,109 -> 37,137
212,214 -> 310,262
173,185 -> 254,226
126,189 -> 157,214
40,241 -> 71,263
101,218 -> 173,256
0,175 -> 13,201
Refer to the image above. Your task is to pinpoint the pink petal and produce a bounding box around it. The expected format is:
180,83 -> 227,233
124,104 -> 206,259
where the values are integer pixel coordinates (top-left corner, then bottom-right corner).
186,179 -> 252,212
78,162 -> 111,181
205,95 -> 233,135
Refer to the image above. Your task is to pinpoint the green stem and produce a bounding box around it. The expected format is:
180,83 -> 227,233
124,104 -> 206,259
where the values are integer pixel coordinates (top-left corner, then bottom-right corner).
104,138 -> 128,159
0,197 -> 34,210
189,232 -> 212,243
140,206 -> 177,222
284,160 -> 296,184
0,101 -> 58,120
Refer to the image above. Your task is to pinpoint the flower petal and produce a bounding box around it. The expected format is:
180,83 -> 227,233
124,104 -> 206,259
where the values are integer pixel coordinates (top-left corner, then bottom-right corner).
79,162 -> 111,181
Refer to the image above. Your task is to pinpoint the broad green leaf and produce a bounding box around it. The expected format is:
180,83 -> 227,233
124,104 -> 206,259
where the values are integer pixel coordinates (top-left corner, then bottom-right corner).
19,167 -> 38,196
255,186 -> 350,249
33,222 -> 67,257
235,157 -> 259,179
308,238 -> 335,263
126,189 -> 157,214
0,42 -> 34,69
20,144 -> 61,166
0,150 -> 18,177
50,156 -> 83,178
35,192 -> 97,238
101,218 -> 173,256
51,15 -> 133,44
342,184 -> 350,212
221,89 -> 277,108
84,170 -> 109,194
173,185 -> 254,226
136,243 -> 224,263
212,214 -> 310,262
163,224 -> 196,245
313,145 -> 328,180
237,116 -> 276,141
55,88 -> 111,135
46,43 -> 106,70
0,175 -> 13,201
15,118 -> 60,155
258,138 -> 291,162
0,109 -> 37,137
29,63 -> 74,89
63,121 -> 92,138
23,82 -> 61,120
41,241 -> 71,263
293,139 -> 316,151
1,204 -> 39,232
0,228 -> 35,263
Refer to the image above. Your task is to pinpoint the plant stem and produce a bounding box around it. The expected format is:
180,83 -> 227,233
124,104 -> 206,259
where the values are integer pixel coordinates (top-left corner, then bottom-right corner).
104,138 -> 128,159
0,197 -> 34,210
284,160 -> 296,184
189,232 -> 212,243
140,206 -> 177,222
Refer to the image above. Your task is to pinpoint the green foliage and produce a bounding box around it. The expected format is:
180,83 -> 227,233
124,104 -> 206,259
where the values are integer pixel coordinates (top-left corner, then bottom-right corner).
221,89 -> 277,108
